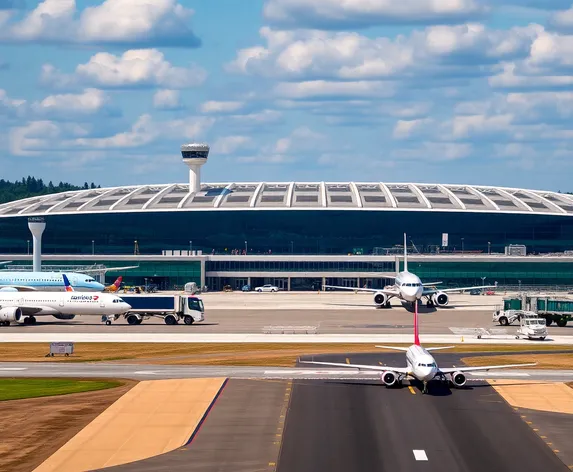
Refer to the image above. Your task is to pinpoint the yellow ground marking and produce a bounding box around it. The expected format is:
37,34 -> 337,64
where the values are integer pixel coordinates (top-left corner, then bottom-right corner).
346,358 -> 350,364
408,386 -> 416,395
33,378 -> 226,472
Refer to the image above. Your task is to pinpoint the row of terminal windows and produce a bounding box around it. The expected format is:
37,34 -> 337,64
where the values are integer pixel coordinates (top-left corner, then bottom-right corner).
206,261 -> 396,272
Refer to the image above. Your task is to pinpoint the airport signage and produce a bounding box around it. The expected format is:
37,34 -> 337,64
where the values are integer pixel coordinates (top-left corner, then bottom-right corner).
442,233 -> 449,247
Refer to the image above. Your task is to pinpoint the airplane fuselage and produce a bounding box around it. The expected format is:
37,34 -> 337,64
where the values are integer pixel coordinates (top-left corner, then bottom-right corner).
0,272 -> 104,292
405,344 -> 439,382
0,292 -> 131,317
394,271 -> 424,303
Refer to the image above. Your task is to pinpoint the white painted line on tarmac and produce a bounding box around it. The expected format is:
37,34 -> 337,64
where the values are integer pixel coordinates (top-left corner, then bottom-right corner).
413,450 -> 428,461
469,372 -> 530,377
0,367 -> 27,371
264,369 -> 369,375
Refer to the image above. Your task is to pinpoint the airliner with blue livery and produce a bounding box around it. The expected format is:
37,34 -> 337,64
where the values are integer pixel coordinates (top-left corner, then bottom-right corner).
0,272 -> 105,292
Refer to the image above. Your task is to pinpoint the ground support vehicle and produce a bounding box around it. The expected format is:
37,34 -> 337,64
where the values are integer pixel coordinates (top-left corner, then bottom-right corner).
113,295 -> 205,325
499,295 -> 573,327
515,317 -> 548,340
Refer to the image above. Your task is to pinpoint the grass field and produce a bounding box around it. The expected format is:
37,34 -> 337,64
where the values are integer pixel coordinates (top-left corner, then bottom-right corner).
1,342 -> 571,367
0,379 -> 123,401
462,353 -> 573,370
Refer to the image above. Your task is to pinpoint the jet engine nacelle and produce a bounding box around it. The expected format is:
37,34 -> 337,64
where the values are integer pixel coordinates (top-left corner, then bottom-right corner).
450,371 -> 467,388
374,292 -> 388,306
0,306 -> 23,323
53,314 -> 76,320
381,371 -> 398,387
432,292 -> 449,307
0,287 -> 19,292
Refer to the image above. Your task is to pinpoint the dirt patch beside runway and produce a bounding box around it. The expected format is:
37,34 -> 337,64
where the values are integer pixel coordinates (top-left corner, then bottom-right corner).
489,380 -> 573,415
0,379 -> 136,472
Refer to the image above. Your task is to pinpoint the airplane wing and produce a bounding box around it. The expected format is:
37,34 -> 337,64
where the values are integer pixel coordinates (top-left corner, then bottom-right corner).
423,285 -> 495,296
81,265 -> 140,274
422,282 -> 442,286
0,285 -> 38,292
323,285 -> 399,296
19,306 -> 56,315
0,261 -> 13,265
439,362 -> 537,375
300,360 -> 410,374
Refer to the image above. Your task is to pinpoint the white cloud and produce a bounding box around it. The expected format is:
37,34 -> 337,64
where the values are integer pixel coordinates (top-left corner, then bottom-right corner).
10,114 -> 215,155
42,49 -> 206,89
31,88 -> 116,118
200,101 -> 245,114
0,0 -> 200,47
263,0 -> 485,29
390,142 -> 473,161
227,109 -> 283,126
212,136 -> 252,154
393,118 -> 433,139
274,80 -> 395,100
153,89 -> 182,110
228,25 -> 540,82
0,88 -> 26,118
549,4 -> 573,32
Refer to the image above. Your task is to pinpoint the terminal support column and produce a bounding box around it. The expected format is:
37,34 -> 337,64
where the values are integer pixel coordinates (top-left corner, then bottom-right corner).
287,277 -> 291,291
200,259 -> 206,290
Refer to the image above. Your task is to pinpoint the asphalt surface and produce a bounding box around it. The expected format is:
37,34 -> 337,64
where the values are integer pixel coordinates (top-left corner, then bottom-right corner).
277,377 -> 568,472
105,379 -> 288,472
1,358 -> 573,382
2,307 -> 571,335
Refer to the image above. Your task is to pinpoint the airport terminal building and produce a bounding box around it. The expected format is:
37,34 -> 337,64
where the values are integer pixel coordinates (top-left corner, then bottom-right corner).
0,144 -> 572,290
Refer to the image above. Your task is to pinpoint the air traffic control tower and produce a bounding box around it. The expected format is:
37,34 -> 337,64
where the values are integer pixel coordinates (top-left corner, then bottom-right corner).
181,143 -> 210,193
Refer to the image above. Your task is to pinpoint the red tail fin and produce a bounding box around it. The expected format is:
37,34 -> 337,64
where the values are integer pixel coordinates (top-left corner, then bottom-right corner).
113,276 -> 122,288
414,301 -> 420,346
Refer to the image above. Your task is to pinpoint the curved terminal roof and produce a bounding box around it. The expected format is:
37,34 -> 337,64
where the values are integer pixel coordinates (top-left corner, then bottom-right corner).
0,182 -> 572,217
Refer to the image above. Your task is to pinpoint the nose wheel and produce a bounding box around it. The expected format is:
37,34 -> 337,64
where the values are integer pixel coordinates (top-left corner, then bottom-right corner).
422,381 -> 428,394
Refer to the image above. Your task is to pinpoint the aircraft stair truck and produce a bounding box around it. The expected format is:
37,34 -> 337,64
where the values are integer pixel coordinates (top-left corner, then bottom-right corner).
119,294 -> 205,325
495,294 -> 573,327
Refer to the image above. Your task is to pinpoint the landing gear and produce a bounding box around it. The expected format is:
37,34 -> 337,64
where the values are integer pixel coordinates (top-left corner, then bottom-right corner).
422,381 -> 428,394
106,320 -> 112,326
426,299 -> 434,308
23,316 -> 37,325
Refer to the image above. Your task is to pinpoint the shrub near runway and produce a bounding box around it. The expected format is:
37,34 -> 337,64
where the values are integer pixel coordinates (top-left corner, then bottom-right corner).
0,379 -> 122,401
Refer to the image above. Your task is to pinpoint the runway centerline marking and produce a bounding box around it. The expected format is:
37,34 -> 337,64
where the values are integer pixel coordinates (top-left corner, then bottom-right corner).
413,450 -> 428,461
0,367 -> 27,371
408,386 -> 416,395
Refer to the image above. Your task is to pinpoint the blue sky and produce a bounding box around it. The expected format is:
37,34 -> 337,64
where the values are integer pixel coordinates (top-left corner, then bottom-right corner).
1,0 -> 573,191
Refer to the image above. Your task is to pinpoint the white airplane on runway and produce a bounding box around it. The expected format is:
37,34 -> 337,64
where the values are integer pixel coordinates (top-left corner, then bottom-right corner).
324,233 -> 494,309
302,300 -> 536,394
0,287 -> 132,326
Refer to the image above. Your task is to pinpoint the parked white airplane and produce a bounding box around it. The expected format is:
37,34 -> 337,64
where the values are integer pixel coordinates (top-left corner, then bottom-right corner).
325,234 -> 494,309
302,300 -> 536,394
0,290 -> 132,326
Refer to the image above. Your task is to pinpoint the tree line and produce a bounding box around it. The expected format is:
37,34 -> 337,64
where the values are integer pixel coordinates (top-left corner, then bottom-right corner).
0,177 -> 100,204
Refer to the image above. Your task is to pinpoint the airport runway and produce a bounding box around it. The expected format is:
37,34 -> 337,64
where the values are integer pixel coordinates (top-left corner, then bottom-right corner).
91,353 -> 572,471
1,357 -> 572,382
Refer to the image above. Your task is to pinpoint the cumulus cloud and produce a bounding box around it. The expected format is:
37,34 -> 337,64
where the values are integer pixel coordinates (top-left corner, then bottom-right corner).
10,113 -> 215,155
200,101 -> 245,114
228,25 -> 540,84
30,88 -> 119,119
0,0 -> 200,47
549,4 -> 573,32
41,49 -> 207,90
263,0 -> 485,29
153,89 -> 183,110
212,136 -> 252,154
274,80 -> 395,100
390,142 -> 473,161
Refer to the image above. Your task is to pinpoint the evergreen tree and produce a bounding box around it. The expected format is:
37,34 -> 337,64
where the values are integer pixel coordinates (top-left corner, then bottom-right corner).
0,176 -> 101,204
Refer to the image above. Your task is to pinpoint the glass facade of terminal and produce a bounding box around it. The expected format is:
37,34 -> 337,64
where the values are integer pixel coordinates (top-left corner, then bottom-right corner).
1,210 -> 572,255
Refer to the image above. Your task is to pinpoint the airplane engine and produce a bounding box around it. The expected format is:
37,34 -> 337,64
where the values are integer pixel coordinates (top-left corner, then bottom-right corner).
374,292 -> 388,307
53,314 -> 76,320
0,306 -> 23,323
381,371 -> 398,387
0,287 -> 18,292
431,292 -> 449,307
450,371 -> 467,388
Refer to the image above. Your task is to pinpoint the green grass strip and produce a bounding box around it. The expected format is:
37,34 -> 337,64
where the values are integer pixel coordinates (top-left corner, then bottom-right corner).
0,378 -> 122,401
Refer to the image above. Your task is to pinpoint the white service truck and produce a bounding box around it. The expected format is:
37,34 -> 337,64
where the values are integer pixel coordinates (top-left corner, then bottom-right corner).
493,309 -> 536,326
102,294 -> 205,325
515,317 -> 548,340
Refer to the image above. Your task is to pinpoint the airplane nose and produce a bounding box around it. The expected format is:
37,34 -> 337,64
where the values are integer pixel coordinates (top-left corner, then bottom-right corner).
95,282 -> 105,291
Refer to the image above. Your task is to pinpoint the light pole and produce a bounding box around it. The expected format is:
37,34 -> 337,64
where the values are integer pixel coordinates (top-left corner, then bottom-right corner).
461,238 -> 465,254
488,241 -> 491,255
27,240 -> 30,255
481,276 -> 486,293
92,240 -> 95,255
518,280 -> 522,292
245,240 -> 248,254
189,240 -> 192,254
290,240 -> 294,254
